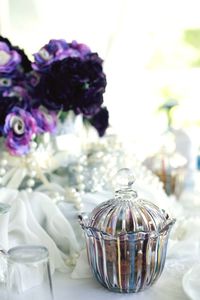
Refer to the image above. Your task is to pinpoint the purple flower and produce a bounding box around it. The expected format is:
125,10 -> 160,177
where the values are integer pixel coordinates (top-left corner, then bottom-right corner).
0,42 -> 21,74
24,71 -> 43,108
64,40 -> 91,59
26,71 -> 41,88
39,53 -> 106,115
32,39 -> 69,71
32,39 -> 91,71
0,35 -> 32,73
12,46 -> 32,73
1,84 -> 33,111
4,107 -> 37,156
0,90 -> 29,136
0,76 -> 13,91
3,85 -> 30,101
88,107 -> 109,137
31,108 -> 57,133
0,36 -> 12,46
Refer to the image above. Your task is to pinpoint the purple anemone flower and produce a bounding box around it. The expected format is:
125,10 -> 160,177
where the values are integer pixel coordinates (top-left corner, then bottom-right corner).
0,76 -> 13,91
3,85 -> 30,101
4,107 -> 37,156
32,39 -> 69,71
32,108 -> 57,133
0,35 -> 32,73
0,42 -> 21,74
32,39 -> 91,71
64,40 -> 91,59
0,89 -> 29,136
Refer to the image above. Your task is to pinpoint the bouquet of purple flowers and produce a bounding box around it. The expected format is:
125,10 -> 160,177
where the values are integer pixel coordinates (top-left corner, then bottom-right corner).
0,36 -> 108,156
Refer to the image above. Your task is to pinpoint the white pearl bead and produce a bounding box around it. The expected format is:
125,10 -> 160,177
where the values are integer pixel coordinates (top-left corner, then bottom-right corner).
43,133 -> 50,144
78,184 -> 85,191
70,191 -> 78,198
29,170 -> 36,178
51,192 -> 59,202
0,168 -> 6,176
77,175 -> 84,183
52,198 -> 57,204
0,159 -> 7,167
31,133 -> 36,140
26,188 -> 32,193
74,196 -> 82,204
65,258 -> 71,266
76,165 -> 84,172
29,142 -> 37,152
99,166 -> 105,173
27,179 -> 35,187
71,253 -> 79,259
29,161 -> 36,168
79,155 -> 87,164
68,187 -> 76,195
75,203 -> 84,210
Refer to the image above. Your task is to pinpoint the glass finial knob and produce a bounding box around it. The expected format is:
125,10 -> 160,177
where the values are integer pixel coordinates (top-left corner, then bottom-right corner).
115,168 -> 135,190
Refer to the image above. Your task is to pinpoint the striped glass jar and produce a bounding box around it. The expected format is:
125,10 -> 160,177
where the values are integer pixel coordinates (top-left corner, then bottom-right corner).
79,168 -> 175,293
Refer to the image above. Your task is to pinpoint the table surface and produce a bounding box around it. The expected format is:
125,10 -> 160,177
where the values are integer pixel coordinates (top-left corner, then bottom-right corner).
51,257 -> 192,300
0,256 -> 195,300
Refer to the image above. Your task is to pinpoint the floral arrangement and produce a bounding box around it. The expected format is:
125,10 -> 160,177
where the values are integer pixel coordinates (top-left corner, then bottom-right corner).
0,36 -> 109,156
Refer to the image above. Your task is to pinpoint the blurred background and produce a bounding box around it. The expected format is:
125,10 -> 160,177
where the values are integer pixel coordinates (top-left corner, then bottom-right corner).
1,0 -> 200,160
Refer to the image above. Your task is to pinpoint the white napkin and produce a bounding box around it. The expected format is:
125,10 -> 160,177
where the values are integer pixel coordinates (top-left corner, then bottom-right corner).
71,249 -> 92,279
0,188 -> 78,275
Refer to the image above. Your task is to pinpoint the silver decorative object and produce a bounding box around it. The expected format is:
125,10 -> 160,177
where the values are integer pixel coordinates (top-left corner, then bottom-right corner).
80,168 -> 175,293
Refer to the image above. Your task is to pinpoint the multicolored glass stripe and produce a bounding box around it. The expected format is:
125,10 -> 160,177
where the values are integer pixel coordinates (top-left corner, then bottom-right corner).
83,228 -> 172,293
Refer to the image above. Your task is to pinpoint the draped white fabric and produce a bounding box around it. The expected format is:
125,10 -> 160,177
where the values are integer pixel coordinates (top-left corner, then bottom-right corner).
0,176 -> 199,280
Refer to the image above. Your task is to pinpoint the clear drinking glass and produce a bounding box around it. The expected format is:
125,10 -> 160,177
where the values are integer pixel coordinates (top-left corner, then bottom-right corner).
6,245 -> 54,300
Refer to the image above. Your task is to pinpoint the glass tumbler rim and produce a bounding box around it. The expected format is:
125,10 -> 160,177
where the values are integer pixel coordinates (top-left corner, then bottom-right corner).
7,245 -> 49,264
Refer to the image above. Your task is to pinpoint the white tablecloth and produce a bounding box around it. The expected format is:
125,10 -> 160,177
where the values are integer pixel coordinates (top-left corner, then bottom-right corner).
50,255 -> 194,300
1,256 -> 192,300
52,256 -> 193,300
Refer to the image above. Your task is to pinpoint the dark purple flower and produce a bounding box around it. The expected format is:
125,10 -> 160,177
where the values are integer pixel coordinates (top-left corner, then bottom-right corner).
88,107 -> 109,136
4,107 -> 37,156
38,53 -> 106,115
31,108 -> 57,133
0,42 -> 21,74
32,39 -> 91,72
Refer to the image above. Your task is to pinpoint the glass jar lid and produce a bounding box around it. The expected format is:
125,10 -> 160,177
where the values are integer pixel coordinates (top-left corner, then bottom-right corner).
86,168 -> 172,236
